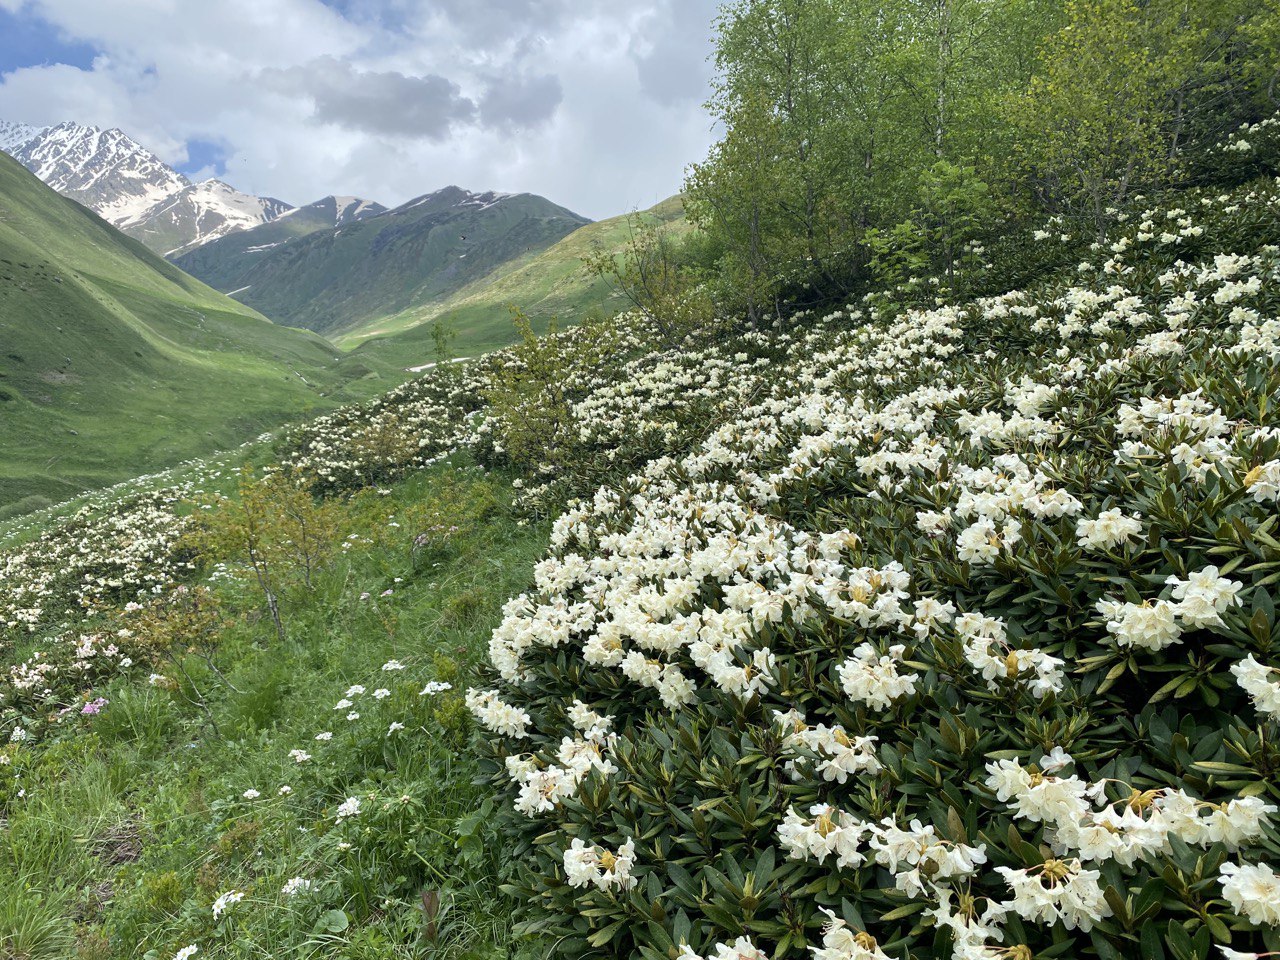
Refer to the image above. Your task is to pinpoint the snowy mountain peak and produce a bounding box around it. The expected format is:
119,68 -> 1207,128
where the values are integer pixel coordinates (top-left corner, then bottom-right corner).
276,195 -> 388,228
130,179 -> 294,257
7,120 -> 191,227
0,117 -> 296,256
0,119 -> 43,153
394,185 -> 517,215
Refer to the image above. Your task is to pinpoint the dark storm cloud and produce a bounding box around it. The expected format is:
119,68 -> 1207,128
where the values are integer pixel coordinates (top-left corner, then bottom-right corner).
263,56 -> 476,139
478,71 -> 563,134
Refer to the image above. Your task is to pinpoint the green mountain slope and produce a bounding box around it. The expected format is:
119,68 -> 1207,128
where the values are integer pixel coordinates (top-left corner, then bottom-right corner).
167,195 -> 388,290
348,195 -> 689,363
174,187 -> 590,336
0,152 -> 395,513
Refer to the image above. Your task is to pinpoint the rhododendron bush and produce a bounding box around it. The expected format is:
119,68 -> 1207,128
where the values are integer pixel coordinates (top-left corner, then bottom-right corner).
470,181 -> 1280,960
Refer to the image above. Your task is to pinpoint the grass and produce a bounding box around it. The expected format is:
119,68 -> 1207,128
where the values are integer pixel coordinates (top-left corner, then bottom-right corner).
0,151 -> 408,513
0,457 -> 548,959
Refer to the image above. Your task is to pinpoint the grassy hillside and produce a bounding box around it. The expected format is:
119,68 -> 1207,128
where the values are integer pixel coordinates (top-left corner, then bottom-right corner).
346,195 -> 689,364
175,187 -> 589,337
0,152 -> 399,514
169,196 -> 388,291
1,175 -> 1279,959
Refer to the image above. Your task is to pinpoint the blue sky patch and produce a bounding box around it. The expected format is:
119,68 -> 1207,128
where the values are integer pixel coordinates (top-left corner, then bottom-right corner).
177,138 -> 230,179
0,7 -> 99,75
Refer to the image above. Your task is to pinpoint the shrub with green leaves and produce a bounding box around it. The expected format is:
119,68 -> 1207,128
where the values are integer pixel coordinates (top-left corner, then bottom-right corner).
470,179 -> 1280,960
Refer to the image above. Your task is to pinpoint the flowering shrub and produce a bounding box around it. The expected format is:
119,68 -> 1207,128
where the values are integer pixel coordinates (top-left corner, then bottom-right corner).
471,179 -> 1280,959
0,486 -> 196,643
1202,114 -> 1280,187
274,366 -> 483,496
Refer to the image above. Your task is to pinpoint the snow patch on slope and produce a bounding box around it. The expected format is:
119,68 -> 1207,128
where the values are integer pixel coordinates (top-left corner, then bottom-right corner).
0,119 -> 42,153
140,180 -> 293,256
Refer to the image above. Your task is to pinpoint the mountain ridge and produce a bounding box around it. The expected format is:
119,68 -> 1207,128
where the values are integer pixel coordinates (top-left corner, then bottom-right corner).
175,185 -> 591,335
0,119 -> 301,255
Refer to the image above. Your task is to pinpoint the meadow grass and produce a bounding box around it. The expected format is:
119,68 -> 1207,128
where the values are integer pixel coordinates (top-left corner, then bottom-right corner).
0,457 -> 548,959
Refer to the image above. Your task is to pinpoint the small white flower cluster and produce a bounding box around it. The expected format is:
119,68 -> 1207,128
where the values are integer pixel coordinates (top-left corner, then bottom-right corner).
505,726 -> 619,817
281,876 -> 313,896
1231,655 -> 1280,719
465,688 -> 531,738
1219,859 -> 1280,926
778,804 -> 869,869
775,711 -> 882,783
211,889 -> 244,920
678,936 -> 769,960
562,837 -> 637,891
1075,508 -> 1143,551
986,754 -> 1275,865
335,796 -> 361,821
780,806 -> 987,900
956,612 -> 1064,697
836,643 -> 918,710
1095,565 -> 1243,650
995,858 -> 1110,932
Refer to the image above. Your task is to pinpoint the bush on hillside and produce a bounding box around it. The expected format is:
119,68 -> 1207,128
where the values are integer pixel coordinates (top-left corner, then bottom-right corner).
469,180 -> 1280,960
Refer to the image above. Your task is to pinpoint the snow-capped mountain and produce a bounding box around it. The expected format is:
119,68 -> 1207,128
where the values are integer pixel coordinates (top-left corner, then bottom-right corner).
0,119 -> 41,153
330,195 -> 387,226
0,119 -> 295,255
128,180 -> 294,257
9,121 -> 192,225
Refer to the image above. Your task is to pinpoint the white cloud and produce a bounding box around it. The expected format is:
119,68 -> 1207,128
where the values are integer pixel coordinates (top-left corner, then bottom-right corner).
0,0 -> 719,217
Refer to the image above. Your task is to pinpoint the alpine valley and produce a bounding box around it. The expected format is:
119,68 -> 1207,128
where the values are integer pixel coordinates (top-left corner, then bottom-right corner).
0,116 -> 685,509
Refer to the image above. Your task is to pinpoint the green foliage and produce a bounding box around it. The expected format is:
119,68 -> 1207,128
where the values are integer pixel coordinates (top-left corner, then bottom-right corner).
686,0 -> 1054,318
0,458 -> 552,959
0,879 -> 76,960
480,309 -> 629,480
687,0 -> 1280,312
192,468 -> 348,640
1008,0 -> 1170,234
865,161 -> 995,296
584,213 -> 721,346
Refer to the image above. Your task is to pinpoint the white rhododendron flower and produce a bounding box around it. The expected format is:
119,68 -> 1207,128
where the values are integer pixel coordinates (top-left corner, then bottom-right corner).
1231,655 -> 1280,719
1243,460 -> 1280,502
810,909 -> 894,960
1095,598 -> 1183,650
562,837 -> 637,891
777,804 -> 869,869
836,643 -> 918,710
1219,860 -> 1280,926
465,688 -> 532,738
1165,566 -> 1243,628
677,937 -> 769,960
996,858 -> 1111,931
1075,509 -> 1143,551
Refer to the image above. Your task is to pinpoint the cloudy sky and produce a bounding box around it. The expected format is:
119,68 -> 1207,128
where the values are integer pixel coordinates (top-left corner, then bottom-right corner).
0,0 -> 721,218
